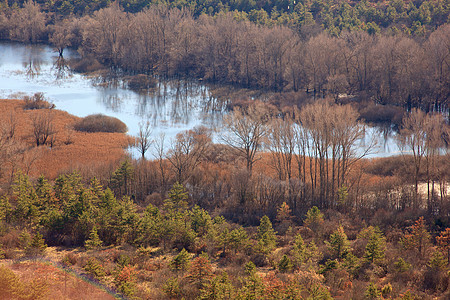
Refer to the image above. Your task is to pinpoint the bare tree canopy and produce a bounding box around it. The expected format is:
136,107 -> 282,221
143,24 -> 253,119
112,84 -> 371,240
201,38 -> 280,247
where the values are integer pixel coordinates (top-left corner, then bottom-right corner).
398,109 -> 449,210
222,102 -> 272,174
167,126 -> 211,183
134,120 -> 152,159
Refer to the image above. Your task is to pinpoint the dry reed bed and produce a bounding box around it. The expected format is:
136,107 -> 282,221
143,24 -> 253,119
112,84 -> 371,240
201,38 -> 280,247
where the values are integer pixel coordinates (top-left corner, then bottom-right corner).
0,259 -> 116,300
0,99 -> 133,180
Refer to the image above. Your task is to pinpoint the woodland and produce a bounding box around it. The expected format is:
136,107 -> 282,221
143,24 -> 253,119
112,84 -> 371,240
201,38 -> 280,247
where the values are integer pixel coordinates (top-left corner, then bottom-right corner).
0,0 -> 449,299
0,0 -> 449,116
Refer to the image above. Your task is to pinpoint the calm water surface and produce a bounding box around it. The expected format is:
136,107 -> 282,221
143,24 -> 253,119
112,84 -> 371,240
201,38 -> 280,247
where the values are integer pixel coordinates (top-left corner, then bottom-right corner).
0,42 -> 400,157
0,42 -> 225,138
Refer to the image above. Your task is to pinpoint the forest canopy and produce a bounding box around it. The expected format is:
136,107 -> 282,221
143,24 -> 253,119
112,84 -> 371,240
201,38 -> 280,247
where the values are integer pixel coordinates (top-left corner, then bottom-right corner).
0,1 -> 448,116
0,0 -> 449,297
0,0 -> 449,36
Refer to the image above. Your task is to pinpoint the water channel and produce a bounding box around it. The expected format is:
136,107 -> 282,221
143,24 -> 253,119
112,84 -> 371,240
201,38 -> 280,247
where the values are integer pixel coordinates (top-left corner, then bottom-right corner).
0,41 -> 401,157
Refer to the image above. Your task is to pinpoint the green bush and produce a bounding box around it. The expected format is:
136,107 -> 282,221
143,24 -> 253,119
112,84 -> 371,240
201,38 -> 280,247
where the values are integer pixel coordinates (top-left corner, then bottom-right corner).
278,254 -> 293,273
84,257 -> 106,279
365,282 -> 381,299
244,261 -> 256,275
114,266 -> 136,296
25,233 -> 47,257
171,248 -> 190,271
84,226 -> 103,250
163,277 -> 180,298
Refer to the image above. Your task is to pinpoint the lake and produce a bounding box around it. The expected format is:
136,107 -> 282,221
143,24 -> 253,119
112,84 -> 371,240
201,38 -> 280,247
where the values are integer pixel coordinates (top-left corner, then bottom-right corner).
0,41 -> 400,157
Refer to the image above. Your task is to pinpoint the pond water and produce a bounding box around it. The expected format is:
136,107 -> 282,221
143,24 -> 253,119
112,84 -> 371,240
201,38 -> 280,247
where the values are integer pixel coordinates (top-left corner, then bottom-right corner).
0,42 -> 400,158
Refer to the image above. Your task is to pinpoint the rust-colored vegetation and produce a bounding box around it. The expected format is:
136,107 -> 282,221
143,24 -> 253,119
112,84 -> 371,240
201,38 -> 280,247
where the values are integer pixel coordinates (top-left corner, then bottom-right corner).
0,99 -> 132,181
0,98 -> 449,299
0,260 -> 117,300
74,114 -> 128,133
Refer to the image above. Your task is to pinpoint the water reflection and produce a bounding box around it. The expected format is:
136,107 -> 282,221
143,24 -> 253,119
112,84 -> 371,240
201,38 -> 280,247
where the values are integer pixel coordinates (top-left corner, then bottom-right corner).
52,56 -> 71,80
360,125 -> 401,156
82,68 -> 227,131
0,42 -> 227,142
99,92 -> 124,113
138,80 -> 226,129
378,124 -> 397,153
23,49 -> 42,78
0,41 -> 399,157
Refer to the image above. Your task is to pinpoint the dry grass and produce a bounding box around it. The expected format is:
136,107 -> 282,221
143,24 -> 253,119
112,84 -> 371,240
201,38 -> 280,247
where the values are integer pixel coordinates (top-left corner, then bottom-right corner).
0,99 -> 133,181
0,260 -> 117,300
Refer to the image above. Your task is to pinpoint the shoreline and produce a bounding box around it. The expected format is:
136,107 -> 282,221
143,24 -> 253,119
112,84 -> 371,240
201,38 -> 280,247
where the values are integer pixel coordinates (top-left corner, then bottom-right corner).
0,99 -> 133,181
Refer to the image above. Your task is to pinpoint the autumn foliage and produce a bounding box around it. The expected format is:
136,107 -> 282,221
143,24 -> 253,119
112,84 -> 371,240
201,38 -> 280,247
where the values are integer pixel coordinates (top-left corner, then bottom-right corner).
0,99 -> 132,181
0,92 -> 449,299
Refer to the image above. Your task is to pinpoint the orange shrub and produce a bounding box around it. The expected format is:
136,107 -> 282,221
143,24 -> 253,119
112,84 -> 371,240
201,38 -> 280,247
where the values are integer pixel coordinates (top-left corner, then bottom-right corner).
74,114 -> 128,133
23,93 -> 54,110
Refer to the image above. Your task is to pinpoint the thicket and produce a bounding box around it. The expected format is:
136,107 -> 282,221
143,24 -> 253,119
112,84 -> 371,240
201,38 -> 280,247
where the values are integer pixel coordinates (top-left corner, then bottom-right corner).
1,0 -> 448,35
23,92 -> 54,110
0,101 -> 449,298
0,1 -> 448,117
1,97 -> 448,224
1,172 -> 450,298
74,114 -> 128,133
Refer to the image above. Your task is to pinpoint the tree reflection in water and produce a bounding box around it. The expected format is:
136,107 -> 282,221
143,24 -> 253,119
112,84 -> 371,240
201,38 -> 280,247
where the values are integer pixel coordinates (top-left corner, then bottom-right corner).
0,42 -> 402,157
52,55 -> 72,80
23,47 -> 42,78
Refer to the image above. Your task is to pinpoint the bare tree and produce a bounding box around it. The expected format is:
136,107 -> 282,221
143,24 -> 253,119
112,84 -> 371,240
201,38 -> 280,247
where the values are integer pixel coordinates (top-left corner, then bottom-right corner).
425,24 -> 450,115
135,120 -> 152,159
398,109 -> 428,209
397,109 -> 449,211
81,1 -> 128,67
340,31 -> 376,94
293,108 -> 311,205
267,115 -> 295,182
267,113 -> 302,213
49,18 -> 75,57
153,133 -> 168,192
167,127 -> 211,183
222,102 -> 271,174
125,8 -> 159,72
0,117 -> 25,183
3,112 -> 16,140
298,100 -> 368,208
0,11 -> 10,40
304,33 -> 346,99
31,111 -> 56,147
422,113 -> 448,213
